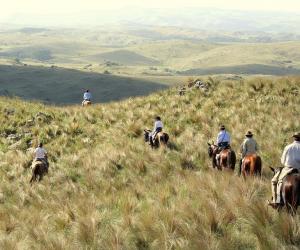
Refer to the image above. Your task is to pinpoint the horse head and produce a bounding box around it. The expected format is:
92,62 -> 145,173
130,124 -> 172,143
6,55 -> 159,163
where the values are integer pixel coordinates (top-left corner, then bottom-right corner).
144,129 -> 150,142
207,142 -> 214,158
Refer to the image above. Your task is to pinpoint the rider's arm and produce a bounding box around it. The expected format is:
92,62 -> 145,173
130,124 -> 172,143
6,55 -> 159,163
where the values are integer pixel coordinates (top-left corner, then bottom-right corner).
33,148 -> 37,158
240,142 -> 244,154
281,146 -> 288,166
216,132 -> 222,144
153,121 -> 158,131
241,141 -> 247,157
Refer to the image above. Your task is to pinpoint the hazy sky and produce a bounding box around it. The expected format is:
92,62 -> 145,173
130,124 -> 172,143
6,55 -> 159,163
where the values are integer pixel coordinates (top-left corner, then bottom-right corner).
2,0 -> 300,16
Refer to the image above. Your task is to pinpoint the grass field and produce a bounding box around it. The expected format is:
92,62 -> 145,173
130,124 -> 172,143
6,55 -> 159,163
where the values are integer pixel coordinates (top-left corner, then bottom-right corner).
0,76 -> 299,249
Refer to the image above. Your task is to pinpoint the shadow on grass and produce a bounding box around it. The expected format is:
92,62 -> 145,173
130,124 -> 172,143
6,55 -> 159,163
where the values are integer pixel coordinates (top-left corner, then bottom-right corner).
0,64 -> 168,105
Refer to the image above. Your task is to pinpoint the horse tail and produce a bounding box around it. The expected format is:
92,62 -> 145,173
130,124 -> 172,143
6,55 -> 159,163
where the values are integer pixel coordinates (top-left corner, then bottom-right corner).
164,133 -> 169,144
255,155 -> 262,176
227,150 -> 236,170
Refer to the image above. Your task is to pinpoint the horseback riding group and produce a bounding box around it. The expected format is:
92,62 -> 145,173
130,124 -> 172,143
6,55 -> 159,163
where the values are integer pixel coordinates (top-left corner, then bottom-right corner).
30,89 -> 300,212
208,125 -> 300,212
143,121 -> 300,212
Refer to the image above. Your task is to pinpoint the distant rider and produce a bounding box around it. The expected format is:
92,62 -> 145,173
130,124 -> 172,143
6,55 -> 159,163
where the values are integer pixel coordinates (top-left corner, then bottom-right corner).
239,131 -> 259,175
150,116 -> 163,145
83,89 -> 92,104
269,132 -> 300,208
34,142 -> 49,168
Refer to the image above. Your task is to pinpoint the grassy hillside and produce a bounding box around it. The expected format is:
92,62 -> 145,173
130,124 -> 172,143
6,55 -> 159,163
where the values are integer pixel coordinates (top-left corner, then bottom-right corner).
0,65 -> 167,104
0,77 -> 299,249
88,50 -> 159,66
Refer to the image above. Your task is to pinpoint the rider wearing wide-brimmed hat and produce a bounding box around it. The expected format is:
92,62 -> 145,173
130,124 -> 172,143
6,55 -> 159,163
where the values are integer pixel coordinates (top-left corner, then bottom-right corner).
216,125 -> 231,148
239,131 -> 259,175
269,132 -> 300,207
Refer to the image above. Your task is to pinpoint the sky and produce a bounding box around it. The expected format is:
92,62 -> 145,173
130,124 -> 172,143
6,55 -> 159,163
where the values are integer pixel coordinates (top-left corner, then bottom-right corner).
1,0 -> 299,27
1,0 -> 300,16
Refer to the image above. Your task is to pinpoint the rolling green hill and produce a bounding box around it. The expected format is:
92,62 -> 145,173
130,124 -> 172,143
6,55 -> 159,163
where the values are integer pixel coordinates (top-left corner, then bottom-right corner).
0,64 -> 167,104
88,50 -> 160,66
1,28 -> 300,78
0,77 -> 299,249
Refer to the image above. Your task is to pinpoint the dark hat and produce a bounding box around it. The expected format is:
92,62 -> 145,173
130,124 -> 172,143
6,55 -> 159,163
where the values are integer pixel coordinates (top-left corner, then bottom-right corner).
292,132 -> 300,139
220,125 -> 225,130
245,131 -> 253,137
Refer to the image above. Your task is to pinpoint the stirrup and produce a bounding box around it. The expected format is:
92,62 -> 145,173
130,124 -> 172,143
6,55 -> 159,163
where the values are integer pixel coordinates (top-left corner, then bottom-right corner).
267,200 -> 281,209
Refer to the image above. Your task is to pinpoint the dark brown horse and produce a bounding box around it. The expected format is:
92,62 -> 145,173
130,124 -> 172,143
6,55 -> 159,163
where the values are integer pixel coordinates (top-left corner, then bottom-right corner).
144,129 -> 169,148
207,143 -> 236,170
30,159 -> 48,183
270,167 -> 300,214
241,154 -> 262,177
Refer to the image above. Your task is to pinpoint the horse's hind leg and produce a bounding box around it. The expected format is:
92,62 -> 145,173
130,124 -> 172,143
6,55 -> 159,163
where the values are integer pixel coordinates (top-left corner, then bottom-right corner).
30,174 -> 36,183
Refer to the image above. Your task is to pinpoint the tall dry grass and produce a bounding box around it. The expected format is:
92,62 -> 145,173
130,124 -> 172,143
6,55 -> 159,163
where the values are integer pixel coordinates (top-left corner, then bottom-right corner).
0,77 -> 299,249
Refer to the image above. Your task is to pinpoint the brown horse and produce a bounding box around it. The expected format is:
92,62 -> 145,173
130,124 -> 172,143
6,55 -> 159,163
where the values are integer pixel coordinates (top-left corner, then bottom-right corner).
270,167 -> 300,214
82,100 -> 92,107
207,143 -> 236,170
144,129 -> 169,148
241,154 -> 262,177
30,159 -> 48,183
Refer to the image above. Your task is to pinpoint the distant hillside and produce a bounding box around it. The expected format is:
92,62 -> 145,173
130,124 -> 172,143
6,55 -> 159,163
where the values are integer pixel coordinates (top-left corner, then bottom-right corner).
0,47 -> 53,61
0,65 -> 167,104
88,50 -> 160,66
181,64 -> 300,76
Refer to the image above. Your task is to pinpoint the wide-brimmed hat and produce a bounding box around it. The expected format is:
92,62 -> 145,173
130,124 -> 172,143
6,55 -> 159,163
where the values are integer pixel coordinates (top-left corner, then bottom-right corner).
219,125 -> 225,130
292,132 -> 300,139
245,131 -> 253,137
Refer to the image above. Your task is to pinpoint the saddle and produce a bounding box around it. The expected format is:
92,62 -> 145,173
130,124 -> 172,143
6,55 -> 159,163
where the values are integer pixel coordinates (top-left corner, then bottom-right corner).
34,158 -> 48,168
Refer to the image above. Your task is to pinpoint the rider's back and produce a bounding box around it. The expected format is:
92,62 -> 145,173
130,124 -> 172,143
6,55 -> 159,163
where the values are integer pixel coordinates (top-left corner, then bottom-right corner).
281,141 -> 300,169
242,137 -> 258,157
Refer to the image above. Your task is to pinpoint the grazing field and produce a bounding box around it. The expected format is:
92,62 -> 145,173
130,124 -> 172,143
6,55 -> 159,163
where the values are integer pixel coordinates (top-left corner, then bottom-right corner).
0,77 -> 299,249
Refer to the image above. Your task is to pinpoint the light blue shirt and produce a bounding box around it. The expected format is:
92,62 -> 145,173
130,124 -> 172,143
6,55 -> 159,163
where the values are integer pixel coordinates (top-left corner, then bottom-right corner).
83,92 -> 92,100
154,120 -> 163,131
217,130 -> 231,144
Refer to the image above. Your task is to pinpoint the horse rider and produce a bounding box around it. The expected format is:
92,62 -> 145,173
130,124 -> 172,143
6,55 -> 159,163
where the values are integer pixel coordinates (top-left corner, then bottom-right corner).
269,132 -> 300,208
216,125 -> 231,165
34,142 -> 49,168
150,116 -> 163,145
217,125 -> 231,148
239,131 -> 259,175
82,89 -> 92,104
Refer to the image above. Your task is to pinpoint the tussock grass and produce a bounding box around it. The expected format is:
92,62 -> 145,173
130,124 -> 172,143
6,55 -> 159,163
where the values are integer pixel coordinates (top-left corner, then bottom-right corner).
0,77 -> 299,249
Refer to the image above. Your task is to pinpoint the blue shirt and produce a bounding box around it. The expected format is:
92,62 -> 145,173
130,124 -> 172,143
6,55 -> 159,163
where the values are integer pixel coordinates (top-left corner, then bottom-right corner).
217,130 -> 231,144
83,92 -> 92,100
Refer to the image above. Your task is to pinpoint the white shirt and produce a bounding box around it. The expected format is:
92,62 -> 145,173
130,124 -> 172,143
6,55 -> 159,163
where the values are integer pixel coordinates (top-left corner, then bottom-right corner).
83,92 -> 92,100
154,120 -> 163,130
281,141 -> 300,169
217,130 -> 231,144
35,147 -> 47,159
